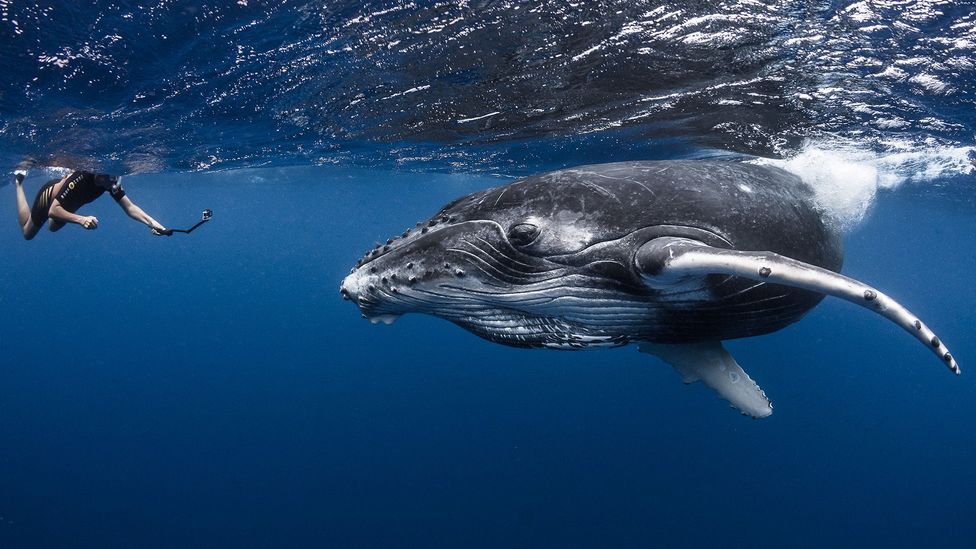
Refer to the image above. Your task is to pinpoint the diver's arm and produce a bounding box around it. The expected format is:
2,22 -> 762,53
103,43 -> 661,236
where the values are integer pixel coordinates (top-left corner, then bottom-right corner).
116,195 -> 166,233
48,200 -> 98,229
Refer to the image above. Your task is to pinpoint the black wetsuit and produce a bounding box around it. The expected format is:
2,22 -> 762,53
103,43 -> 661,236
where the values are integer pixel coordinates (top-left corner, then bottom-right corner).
30,171 -> 125,228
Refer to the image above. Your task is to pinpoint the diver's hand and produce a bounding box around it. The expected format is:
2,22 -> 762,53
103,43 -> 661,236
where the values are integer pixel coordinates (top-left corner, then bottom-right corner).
150,224 -> 171,236
80,216 -> 99,230
14,173 -> 24,185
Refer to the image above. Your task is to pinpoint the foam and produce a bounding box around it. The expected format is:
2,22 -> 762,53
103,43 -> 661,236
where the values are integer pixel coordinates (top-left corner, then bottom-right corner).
751,141 -> 975,229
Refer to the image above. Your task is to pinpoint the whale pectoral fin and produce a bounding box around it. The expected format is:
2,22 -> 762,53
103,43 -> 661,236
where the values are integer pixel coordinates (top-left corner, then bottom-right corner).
635,237 -> 960,375
639,342 -> 773,418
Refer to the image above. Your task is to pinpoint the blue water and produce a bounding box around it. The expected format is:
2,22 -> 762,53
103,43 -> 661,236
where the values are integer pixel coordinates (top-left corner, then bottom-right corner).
2,0 -> 975,172
2,167 -> 975,547
2,1 -> 976,547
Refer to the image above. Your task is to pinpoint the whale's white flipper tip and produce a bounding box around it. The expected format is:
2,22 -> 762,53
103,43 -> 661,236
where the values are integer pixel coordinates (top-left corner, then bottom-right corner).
640,342 -> 773,418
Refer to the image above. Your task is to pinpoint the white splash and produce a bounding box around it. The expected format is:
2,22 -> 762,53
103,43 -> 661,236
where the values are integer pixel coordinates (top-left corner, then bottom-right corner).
751,141 -> 975,229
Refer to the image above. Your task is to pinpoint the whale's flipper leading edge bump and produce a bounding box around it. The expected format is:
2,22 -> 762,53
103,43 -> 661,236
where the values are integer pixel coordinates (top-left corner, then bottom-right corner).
635,237 -> 960,375
639,342 -> 774,418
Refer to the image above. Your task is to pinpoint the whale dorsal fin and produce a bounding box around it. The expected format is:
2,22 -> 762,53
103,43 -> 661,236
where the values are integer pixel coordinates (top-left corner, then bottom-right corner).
639,342 -> 773,418
635,237 -> 960,375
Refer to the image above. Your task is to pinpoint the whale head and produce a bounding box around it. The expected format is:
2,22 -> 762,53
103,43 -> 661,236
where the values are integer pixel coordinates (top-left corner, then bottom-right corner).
339,181 -> 643,348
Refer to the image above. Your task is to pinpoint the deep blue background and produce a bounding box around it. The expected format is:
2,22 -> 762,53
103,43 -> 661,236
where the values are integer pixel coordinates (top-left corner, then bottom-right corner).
1,167 -> 974,547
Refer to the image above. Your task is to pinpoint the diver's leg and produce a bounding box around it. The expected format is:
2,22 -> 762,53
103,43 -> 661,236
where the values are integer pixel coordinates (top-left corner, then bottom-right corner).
13,178 -> 39,240
14,177 -> 30,227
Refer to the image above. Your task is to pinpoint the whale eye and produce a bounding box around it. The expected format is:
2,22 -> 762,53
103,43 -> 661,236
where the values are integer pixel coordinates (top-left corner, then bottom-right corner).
507,223 -> 540,247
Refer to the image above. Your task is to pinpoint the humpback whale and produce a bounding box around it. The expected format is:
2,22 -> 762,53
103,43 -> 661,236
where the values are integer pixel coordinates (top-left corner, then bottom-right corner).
340,161 -> 958,417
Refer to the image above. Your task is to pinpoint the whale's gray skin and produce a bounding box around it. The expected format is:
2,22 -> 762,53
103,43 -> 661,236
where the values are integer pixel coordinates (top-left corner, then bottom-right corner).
340,161 -> 959,417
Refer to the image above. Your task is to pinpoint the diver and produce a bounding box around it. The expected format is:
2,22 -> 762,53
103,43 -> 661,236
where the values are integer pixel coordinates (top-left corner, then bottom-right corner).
12,170 -> 168,240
